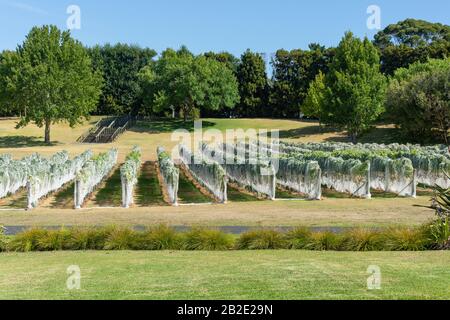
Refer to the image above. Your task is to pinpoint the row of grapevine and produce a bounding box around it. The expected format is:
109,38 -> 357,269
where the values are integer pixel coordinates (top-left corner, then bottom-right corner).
179,144 -> 228,203
201,143 -> 276,200
277,157 -> 322,200
227,142 -> 322,200
281,141 -> 449,189
279,143 -> 417,197
157,147 -> 179,205
27,151 -> 93,209
0,154 -> 38,198
120,147 -> 142,208
74,149 -> 118,209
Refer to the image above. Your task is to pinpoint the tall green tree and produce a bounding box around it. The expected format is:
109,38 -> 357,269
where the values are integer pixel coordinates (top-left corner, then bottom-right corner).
236,50 -> 268,117
323,32 -> 387,142
270,44 -> 334,118
302,71 -> 326,123
89,44 -> 156,115
0,25 -> 102,143
374,19 -> 450,75
139,47 -> 239,121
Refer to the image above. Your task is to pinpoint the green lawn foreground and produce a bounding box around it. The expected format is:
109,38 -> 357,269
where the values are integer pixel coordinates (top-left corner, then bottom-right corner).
0,250 -> 449,300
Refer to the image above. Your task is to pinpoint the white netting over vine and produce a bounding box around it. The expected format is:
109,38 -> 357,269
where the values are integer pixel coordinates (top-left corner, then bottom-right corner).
0,154 -> 33,198
281,141 -> 450,189
201,143 -> 276,200
27,150 -> 93,209
120,146 -> 142,208
157,147 -> 179,205
277,157 -> 322,200
74,149 -> 118,209
370,157 -> 416,197
179,144 -> 227,203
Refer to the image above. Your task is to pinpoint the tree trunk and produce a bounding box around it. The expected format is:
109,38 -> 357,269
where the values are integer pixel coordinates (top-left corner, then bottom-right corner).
45,119 -> 51,144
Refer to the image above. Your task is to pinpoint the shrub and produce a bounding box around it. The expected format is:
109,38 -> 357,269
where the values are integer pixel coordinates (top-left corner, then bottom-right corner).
236,230 -> 287,250
340,229 -> 384,251
422,219 -> 450,250
284,227 -> 312,249
381,227 -> 428,251
304,231 -> 342,251
135,225 -> 181,250
181,228 -> 233,251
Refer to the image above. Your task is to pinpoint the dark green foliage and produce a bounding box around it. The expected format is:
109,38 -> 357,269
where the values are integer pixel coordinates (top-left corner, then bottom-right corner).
89,43 -> 156,115
374,19 -> 450,75
235,50 -> 268,117
386,58 -> 450,144
270,44 -> 334,118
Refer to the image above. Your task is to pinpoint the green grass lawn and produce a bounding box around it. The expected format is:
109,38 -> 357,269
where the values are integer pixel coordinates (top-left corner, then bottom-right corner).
91,167 -> 123,207
0,250 -> 449,300
177,169 -> 213,204
135,162 -> 166,206
50,183 -> 75,209
227,184 -> 260,202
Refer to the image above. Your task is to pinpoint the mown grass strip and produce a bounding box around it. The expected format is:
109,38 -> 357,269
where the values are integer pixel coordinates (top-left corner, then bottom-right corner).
91,167 -> 122,207
177,169 -> 212,204
135,162 -> 166,206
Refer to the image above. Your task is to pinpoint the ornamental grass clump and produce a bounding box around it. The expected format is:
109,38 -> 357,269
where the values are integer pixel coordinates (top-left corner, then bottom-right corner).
283,227 -> 313,249
180,228 -> 234,251
304,231 -> 343,251
340,229 -> 385,251
136,225 -> 181,250
380,227 -> 428,251
103,227 -> 140,250
7,228 -> 50,252
236,230 -> 287,250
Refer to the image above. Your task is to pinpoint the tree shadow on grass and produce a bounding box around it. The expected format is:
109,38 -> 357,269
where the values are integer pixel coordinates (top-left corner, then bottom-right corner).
129,119 -> 216,134
279,124 -> 347,141
0,136 -> 58,148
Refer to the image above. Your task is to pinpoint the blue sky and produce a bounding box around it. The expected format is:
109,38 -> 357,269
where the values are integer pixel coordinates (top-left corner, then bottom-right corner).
0,0 -> 449,57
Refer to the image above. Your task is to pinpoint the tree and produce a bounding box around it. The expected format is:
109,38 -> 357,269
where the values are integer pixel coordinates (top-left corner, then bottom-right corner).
204,51 -> 240,74
302,71 -> 326,123
386,58 -> 450,143
89,44 -> 156,115
139,47 -> 239,121
0,50 -> 21,116
322,32 -> 387,142
270,44 -> 334,118
235,50 -> 268,117
0,25 -> 103,143
374,19 -> 450,75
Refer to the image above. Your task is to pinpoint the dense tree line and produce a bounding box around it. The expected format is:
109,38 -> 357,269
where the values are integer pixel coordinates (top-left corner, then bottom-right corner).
0,19 -> 448,143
